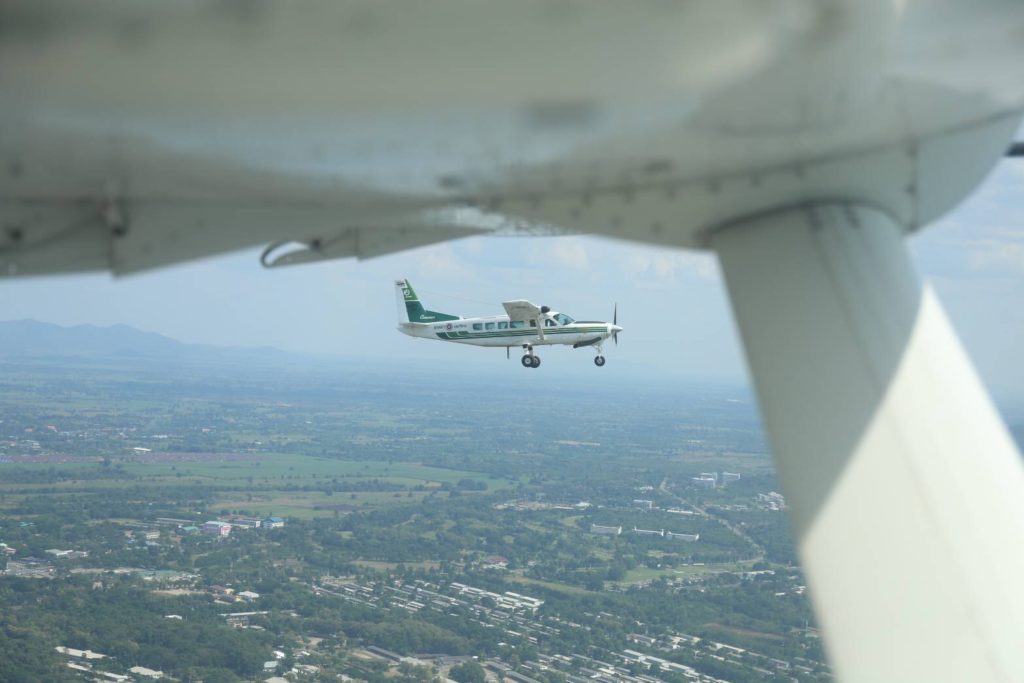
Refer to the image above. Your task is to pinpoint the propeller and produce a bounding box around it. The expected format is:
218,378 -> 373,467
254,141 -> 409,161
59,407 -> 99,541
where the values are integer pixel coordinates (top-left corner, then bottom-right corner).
613,303 -> 619,346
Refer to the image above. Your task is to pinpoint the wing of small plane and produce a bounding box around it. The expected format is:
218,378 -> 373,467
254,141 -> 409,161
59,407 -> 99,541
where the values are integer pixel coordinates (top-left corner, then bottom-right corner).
502,300 -> 544,340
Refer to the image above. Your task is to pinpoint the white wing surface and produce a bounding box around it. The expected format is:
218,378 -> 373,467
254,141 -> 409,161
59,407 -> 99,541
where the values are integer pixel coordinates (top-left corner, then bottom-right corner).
501,301 -> 542,324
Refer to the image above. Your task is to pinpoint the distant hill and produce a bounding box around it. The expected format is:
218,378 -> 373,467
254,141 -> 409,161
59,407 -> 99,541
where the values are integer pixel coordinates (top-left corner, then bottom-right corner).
0,319 -> 286,361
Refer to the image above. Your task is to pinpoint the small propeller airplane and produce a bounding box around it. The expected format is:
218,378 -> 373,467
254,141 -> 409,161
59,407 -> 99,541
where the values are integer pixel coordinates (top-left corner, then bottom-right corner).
395,279 -> 621,368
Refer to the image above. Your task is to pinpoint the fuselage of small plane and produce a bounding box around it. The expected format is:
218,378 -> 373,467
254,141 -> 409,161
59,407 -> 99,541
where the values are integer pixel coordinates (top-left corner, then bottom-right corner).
400,314 -> 615,349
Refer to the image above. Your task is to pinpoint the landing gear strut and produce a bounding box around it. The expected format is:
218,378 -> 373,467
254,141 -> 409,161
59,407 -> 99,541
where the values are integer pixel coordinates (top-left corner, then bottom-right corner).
521,345 -> 540,369
594,344 -> 606,367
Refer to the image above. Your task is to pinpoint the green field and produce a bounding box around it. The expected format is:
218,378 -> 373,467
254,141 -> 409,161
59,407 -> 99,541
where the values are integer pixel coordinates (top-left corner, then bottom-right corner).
0,453 -> 517,519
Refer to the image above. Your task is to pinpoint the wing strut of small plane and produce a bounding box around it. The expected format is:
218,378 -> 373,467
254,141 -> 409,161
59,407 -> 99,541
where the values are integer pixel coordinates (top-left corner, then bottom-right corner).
713,203 -> 1024,681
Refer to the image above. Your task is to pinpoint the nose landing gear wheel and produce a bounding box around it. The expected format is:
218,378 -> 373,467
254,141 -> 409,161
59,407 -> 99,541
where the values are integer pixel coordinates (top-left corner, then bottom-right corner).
594,355 -> 606,367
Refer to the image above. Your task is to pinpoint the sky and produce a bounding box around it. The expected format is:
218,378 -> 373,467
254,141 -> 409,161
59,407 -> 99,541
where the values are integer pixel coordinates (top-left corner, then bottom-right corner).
3,159 -> 1024,397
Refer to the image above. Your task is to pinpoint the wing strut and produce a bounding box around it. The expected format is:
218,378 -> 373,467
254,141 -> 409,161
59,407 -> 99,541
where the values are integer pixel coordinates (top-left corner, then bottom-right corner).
712,203 -> 1024,681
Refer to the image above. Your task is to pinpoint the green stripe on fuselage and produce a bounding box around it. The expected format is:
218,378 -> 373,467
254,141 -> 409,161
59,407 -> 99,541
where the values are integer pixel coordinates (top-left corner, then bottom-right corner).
436,326 -> 605,340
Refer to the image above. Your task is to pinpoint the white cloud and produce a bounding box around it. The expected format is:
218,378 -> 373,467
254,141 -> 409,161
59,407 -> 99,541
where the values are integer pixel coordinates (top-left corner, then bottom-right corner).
551,241 -> 590,270
621,249 -> 719,286
967,240 -> 1024,272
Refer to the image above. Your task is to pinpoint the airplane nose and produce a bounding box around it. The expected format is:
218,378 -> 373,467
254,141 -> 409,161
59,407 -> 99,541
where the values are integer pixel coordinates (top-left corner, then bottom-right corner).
611,324 -> 623,333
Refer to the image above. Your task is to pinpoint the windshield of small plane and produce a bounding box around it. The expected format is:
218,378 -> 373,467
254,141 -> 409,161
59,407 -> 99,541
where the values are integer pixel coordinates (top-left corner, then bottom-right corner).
554,313 -> 575,325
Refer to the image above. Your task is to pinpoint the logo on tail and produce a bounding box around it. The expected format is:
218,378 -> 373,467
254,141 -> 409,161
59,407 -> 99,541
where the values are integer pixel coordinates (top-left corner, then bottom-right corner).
394,278 -> 459,324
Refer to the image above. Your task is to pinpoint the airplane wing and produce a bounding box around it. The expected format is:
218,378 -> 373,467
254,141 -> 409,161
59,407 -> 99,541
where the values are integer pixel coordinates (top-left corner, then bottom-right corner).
501,301 -> 541,323
502,300 -> 544,340
0,0 -> 791,278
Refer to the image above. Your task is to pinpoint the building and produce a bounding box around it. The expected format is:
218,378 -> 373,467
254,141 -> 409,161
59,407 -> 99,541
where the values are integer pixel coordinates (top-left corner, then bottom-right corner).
44,549 -> 88,559
201,521 -> 232,537
237,590 -> 260,601
722,472 -> 742,483
155,517 -> 194,527
134,529 -> 160,541
227,517 -> 263,529
633,527 -> 664,537
632,499 -> 654,510
482,555 -> 509,569
700,472 -> 719,484
666,532 -> 700,542
56,646 -> 107,660
590,524 -> 622,536
262,516 -> 285,529
178,525 -> 199,535
129,666 -> 164,679
691,476 -> 716,489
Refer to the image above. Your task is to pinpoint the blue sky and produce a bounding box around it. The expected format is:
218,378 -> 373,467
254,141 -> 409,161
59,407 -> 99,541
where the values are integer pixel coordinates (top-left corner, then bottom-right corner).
3,159 -> 1024,395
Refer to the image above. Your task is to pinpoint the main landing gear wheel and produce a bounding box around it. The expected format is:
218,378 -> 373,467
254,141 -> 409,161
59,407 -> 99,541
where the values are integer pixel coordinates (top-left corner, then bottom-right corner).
594,356 -> 606,367
521,355 -> 533,368
531,356 -> 541,368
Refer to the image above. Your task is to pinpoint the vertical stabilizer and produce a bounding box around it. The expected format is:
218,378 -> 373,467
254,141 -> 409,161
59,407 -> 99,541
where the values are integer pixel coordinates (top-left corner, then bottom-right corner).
394,279 -> 459,324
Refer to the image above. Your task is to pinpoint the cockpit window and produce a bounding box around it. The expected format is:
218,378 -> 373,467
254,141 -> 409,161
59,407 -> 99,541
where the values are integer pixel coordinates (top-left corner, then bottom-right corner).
555,313 -> 575,325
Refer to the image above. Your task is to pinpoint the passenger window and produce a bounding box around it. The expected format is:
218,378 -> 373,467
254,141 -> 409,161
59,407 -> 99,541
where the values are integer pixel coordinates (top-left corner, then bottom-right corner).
485,322 -> 496,330
545,319 -> 557,327
472,323 -> 483,331
498,322 -> 508,330
529,320 -> 537,327
510,321 -> 525,329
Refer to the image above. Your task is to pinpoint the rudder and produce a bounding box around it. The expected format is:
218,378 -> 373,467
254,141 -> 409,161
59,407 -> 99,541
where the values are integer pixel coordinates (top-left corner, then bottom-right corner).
394,279 -> 459,323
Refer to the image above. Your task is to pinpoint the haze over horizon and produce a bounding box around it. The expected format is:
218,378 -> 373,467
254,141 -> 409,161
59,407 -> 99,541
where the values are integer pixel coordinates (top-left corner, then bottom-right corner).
4,161 -> 1024,395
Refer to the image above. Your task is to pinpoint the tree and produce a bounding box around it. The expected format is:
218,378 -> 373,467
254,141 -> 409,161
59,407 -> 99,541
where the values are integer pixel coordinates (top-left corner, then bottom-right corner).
449,661 -> 486,683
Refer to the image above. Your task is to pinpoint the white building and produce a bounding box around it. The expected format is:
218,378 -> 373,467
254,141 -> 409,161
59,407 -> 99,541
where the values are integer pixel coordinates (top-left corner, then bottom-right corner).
722,472 -> 742,483
666,532 -> 700,542
691,476 -> 716,489
56,646 -> 107,660
201,521 -> 231,537
633,527 -> 664,537
632,499 -> 654,510
128,666 -> 164,679
590,524 -> 622,536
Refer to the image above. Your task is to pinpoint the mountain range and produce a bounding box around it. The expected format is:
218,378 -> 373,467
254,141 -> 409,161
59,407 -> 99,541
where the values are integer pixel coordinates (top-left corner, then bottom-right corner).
0,319 -> 286,361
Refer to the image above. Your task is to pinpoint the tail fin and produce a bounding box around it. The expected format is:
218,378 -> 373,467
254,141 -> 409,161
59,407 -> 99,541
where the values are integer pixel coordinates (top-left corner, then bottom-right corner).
395,279 -> 460,324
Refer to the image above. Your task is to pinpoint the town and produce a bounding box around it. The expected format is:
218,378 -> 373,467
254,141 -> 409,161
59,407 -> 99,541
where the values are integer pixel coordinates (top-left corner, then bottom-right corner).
1,350 -> 827,682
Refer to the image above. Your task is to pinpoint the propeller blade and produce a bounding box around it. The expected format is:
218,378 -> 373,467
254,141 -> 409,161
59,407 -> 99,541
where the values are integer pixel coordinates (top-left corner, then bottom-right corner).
614,303 -> 619,345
